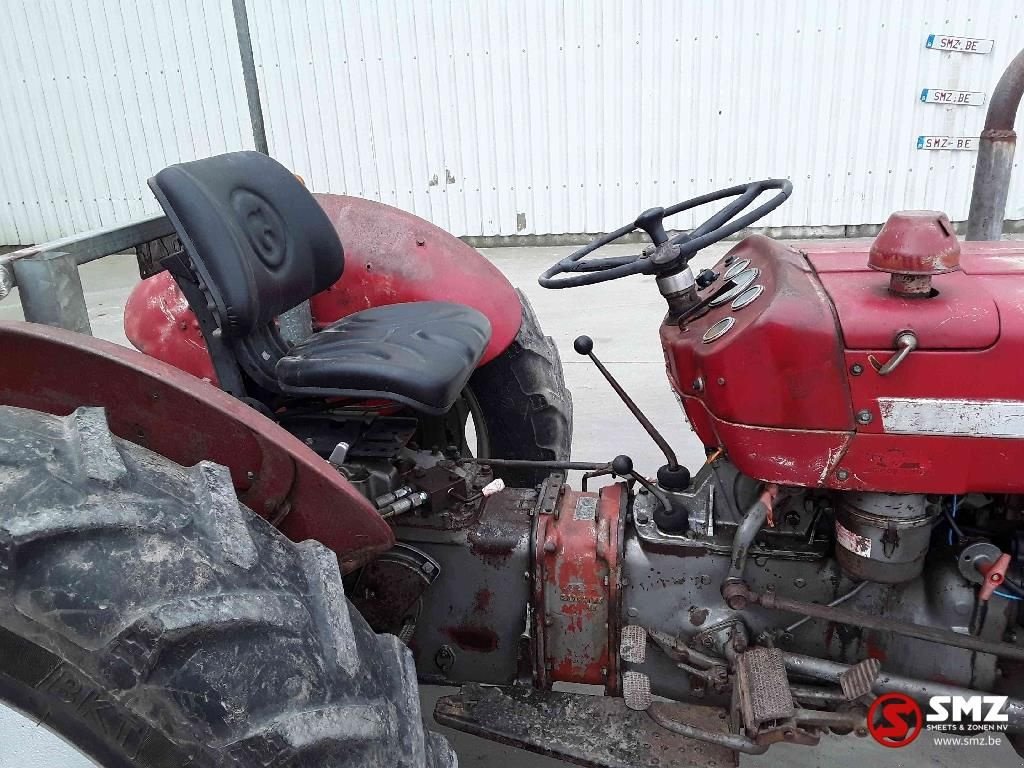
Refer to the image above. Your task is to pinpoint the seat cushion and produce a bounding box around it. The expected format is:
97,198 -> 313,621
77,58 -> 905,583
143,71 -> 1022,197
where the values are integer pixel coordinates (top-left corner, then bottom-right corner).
276,302 -> 492,414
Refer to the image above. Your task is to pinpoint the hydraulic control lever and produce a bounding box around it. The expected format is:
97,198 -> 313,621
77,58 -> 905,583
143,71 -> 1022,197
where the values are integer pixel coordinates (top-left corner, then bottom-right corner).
574,335 -> 690,490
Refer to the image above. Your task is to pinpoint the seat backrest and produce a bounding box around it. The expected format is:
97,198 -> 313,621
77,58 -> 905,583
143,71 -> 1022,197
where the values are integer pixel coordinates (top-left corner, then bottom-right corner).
149,151 -> 344,337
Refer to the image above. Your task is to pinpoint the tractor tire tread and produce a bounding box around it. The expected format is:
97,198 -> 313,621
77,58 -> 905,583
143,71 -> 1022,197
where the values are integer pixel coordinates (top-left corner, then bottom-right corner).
0,404 -> 455,768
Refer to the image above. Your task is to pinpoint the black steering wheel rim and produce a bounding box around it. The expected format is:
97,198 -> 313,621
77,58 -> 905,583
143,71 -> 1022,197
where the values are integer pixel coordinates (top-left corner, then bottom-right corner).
538,179 -> 793,289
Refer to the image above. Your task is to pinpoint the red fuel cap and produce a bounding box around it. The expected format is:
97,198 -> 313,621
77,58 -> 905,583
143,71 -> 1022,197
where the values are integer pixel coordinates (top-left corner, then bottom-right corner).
868,210 -> 961,296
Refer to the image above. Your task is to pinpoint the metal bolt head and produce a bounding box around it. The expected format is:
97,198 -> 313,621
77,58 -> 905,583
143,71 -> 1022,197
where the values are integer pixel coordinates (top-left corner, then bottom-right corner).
628,607 -> 639,618
793,577 -> 807,588
716,377 -> 726,386
856,409 -> 873,424
692,377 -> 704,392
850,363 -> 864,376
836,469 -> 849,481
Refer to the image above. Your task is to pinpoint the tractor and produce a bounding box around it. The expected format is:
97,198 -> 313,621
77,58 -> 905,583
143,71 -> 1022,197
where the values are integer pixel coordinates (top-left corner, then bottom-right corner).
1,51 -> 1023,767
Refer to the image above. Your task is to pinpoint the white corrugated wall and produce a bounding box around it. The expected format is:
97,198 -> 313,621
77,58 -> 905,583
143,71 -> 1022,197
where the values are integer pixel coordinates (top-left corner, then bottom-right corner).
0,0 -> 253,245
1,0 -> 1023,243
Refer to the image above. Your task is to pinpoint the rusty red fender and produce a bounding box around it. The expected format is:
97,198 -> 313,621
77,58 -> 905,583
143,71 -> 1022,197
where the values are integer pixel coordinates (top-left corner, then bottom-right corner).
124,193 -> 522,381
0,321 -> 394,572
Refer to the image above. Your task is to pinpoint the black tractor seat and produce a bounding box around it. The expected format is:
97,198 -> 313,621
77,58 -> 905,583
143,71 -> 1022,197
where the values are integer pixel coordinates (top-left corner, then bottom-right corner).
149,151 -> 491,414
278,301 -> 490,413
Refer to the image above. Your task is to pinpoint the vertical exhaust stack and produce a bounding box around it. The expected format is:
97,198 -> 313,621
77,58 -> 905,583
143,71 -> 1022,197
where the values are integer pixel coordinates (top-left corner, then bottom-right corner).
966,47 -> 1024,242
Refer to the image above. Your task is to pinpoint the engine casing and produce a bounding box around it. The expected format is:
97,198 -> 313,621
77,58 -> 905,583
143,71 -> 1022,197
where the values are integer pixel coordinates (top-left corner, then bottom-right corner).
662,230 -> 1024,494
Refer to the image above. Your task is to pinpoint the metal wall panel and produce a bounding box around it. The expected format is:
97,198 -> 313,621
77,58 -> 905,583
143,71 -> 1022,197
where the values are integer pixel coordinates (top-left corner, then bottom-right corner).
2,1 -> 1023,242
0,0 -> 253,244
249,0 -> 1024,237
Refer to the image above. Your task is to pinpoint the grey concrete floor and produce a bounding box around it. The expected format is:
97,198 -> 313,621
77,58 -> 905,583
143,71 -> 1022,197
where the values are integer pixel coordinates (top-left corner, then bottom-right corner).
0,242 -> 1021,767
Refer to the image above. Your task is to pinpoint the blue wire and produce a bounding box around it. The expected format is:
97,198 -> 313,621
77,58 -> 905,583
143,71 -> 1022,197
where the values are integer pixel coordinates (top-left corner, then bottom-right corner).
945,496 -> 1022,600
948,495 -> 958,546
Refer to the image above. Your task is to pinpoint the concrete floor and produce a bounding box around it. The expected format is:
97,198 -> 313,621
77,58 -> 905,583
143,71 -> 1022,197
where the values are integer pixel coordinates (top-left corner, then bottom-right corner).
0,242 -> 1021,767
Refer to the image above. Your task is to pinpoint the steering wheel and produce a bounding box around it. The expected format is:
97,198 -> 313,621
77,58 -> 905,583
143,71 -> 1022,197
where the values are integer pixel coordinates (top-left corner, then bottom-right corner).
538,179 -> 793,289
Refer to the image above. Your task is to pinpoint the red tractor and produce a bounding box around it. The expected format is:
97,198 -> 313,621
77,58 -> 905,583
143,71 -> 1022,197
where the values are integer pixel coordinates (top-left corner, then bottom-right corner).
1,62 -> 1023,763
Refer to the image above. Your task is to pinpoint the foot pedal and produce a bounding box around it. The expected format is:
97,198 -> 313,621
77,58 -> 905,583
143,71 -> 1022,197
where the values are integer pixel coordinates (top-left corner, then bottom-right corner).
436,684 -> 738,768
619,624 -> 647,663
735,647 -> 795,730
622,670 -> 652,711
840,657 -> 881,701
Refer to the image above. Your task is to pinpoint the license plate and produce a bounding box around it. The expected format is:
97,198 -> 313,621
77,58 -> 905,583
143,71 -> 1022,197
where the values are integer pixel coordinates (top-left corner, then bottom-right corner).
916,136 -> 979,151
925,34 -> 994,54
920,89 -> 986,106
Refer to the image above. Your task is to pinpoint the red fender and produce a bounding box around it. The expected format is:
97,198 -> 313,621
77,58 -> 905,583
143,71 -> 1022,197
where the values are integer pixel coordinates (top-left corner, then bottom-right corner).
124,193 -> 522,381
0,321 -> 393,572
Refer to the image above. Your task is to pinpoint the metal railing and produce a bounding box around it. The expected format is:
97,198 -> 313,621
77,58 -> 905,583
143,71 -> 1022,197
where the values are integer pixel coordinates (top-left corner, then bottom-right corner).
0,214 -> 312,344
0,216 -> 176,335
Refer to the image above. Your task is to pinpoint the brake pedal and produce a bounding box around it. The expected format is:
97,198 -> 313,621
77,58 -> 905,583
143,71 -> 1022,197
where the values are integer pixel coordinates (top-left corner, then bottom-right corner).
619,624 -> 647,664
735,647 -> 795,730
840,657 -> 881,701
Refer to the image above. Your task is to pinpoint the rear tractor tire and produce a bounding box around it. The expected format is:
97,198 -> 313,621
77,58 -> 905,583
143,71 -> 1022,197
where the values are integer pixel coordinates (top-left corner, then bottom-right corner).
0,404 -> 455,768
465,290 -> 573,487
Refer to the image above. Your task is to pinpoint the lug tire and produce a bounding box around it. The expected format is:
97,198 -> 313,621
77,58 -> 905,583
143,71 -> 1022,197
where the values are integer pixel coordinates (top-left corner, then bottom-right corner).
466,290 -> 573,486
0,405 -> 455,768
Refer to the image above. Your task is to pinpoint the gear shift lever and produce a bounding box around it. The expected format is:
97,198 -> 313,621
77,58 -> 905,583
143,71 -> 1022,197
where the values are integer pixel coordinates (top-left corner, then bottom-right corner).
574,335 -> 690,490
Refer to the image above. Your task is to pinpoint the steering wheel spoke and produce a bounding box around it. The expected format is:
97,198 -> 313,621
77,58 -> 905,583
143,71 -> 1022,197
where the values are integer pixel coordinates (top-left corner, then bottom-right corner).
538,179 -> 792,289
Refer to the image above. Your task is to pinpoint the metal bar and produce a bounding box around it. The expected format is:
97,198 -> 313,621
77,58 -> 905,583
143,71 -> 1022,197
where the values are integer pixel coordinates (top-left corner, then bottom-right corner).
0,215 -> 173,274
232,0 -> 269,155
11,252 -> 92,335
278,301 -> 312,344
782,652 -> 1024,730
472,457 -> 610,471
754,588 -> 1024,661
647,702 -> 768,755
967,47 -> 1024,241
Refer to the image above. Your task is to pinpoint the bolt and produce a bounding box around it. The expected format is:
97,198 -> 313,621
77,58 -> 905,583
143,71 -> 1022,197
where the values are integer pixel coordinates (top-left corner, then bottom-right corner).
754,556 -> 768,567
700,574 -> 712,585
836,469 -> 849,481
850,363 -> 864,376
422,562 -> 436,574
856,409 -> 873,424
785,511 -> 801,526
246,471 -> 256,482
628,607 -> 639,618
544,540 -> 557,553
692,377 -> 704,392
793,577 -> 807,588
636,513 -> 650,525
716,377 -> 726,386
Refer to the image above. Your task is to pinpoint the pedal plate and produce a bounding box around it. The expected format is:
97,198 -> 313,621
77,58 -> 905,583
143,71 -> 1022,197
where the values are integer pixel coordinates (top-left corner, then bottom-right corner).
735,647 -> 795,729
840,657 -> 881,701
436,683 -> 738,768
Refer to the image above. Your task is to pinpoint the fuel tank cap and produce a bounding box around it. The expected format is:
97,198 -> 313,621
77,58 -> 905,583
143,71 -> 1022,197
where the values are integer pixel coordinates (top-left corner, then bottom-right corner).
868,210 -> 961,296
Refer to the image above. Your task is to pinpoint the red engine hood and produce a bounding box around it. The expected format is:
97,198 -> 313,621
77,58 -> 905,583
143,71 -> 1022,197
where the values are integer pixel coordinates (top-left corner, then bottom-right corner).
804,241 -> 1000,350
662,235 -> 1024,495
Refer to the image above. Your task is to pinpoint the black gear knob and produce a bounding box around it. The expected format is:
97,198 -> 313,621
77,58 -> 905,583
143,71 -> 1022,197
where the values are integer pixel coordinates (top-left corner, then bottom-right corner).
573,335 -> 594,356
611,455 -> 634,476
